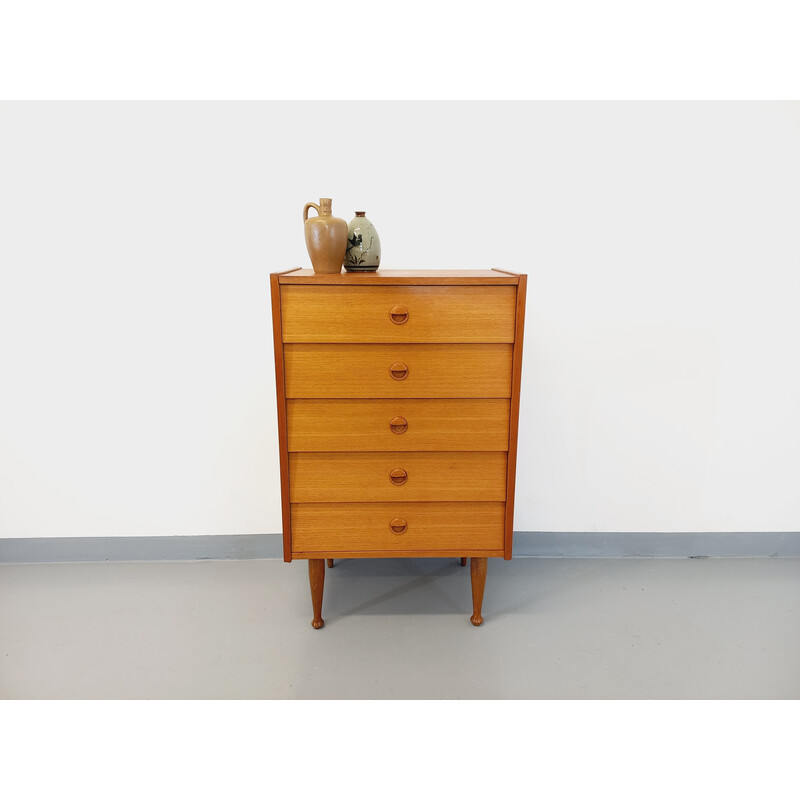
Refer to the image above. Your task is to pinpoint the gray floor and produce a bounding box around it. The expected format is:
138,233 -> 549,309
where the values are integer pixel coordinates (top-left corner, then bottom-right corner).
1,557 -> 798,699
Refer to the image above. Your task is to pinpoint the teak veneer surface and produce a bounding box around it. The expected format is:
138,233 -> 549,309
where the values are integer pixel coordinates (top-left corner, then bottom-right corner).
283,343 -> 513,399
291,501 -> 506,553
270,273 -> 293,562
271,267 -> 526,626
278,269 -> 519,285
504,274 -> 528,558
288,452 -> 508,502
292,549 -> 506,559
280,285 -> 516,342
286,398 -> 511,452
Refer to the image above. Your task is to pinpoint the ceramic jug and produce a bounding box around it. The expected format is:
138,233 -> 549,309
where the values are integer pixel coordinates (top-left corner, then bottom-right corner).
344,211 -> 381,272
303,198 -> 347,274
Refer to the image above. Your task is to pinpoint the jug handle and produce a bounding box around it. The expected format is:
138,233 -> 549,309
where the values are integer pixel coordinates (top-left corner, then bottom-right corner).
303,202 -> 321,222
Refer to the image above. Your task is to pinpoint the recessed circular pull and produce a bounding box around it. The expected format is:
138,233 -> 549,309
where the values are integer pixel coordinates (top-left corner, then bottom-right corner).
390,362 -> 409,381
389,468 -> 408,485
389,416 -> 408,434
390,518 -> 407,535
390,305 -> 409,325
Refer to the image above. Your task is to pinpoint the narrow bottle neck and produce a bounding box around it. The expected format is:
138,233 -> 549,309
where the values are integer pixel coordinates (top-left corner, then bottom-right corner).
319,198 -> 333,216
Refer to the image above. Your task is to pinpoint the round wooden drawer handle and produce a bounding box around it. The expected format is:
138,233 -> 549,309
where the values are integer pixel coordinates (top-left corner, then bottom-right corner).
389,416 -> 408,434
389,468 -> 408,485
389,362 -> 409,381
390,518 -> 407,535
389,305 -> 409,325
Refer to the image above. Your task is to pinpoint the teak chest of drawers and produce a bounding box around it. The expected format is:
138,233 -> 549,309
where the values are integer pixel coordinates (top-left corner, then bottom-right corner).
270,268 -> 526,627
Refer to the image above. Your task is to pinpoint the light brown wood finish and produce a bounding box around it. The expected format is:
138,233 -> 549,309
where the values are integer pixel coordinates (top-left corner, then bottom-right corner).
271,269 -> 526,625
279,269 -> 519,285
286,399 -> 511,452
270,273 -> 294,563
470,557 -> 488,626
280,286 -> 516,342
326,559 -> 334,568
308,559 -> 325,629
289,452 -> 508,502
291,502 -> 505,554
504,274 -> 527,559
284,343 -> 513,398
294,549 -> 506,559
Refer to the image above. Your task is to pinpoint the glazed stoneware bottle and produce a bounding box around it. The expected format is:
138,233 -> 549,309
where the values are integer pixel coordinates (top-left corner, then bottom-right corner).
303,198 -> 347,274
344,211 -> 381,272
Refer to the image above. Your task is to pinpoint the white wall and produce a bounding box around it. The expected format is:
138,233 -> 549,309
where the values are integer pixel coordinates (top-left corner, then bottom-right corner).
0,101 -> 798,537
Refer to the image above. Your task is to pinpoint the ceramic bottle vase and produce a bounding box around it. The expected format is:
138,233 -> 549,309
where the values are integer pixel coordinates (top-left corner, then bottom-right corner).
344,211 -> 381,272
303,198 -> 347,274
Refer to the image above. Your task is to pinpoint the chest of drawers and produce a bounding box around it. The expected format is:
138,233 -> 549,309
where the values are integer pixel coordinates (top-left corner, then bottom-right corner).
270,268 -> 526,627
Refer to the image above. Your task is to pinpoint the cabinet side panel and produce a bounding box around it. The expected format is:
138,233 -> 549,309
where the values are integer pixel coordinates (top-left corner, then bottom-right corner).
505,275 -> 527,559
271,274 -> 293,562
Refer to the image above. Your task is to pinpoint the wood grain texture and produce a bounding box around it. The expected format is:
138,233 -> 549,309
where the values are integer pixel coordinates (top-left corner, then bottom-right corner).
284,343 -> 513,399
270,274 -> 293,563
286,399 -> 511,452
279,269 -> 519,285
308,559 -> 325,628
289,452 -> 508,502
280,285 -> 516,342
270,268 -> 526,627
470,557 -> 488,626
291,502 -> 505,553
504,275 -> 527,560
292,549 -> 506,559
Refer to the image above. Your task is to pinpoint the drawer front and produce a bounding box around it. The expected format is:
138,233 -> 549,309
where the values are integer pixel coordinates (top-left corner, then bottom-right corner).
289,452 -> 507,502
280,285 -> 516,343
291,502 -> 506,553
284,343 -> 512,398
287,399 -> 510,452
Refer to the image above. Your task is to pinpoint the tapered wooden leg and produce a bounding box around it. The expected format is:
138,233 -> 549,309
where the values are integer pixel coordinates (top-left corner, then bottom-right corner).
327,559 -> 334,568
470,557 -> 487,626
308,559 -> 325,629
460,557 -> 467,567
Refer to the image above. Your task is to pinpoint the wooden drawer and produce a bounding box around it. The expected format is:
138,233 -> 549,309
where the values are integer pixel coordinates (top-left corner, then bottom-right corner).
280,285 -> 516,343
284,343 -> 512,398
289,452 -> 508,502
286,399 -> 511,452
291,502 -> 506,554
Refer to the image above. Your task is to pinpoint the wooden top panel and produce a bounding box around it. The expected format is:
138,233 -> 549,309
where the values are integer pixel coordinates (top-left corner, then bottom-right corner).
277,268 -> 521,285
